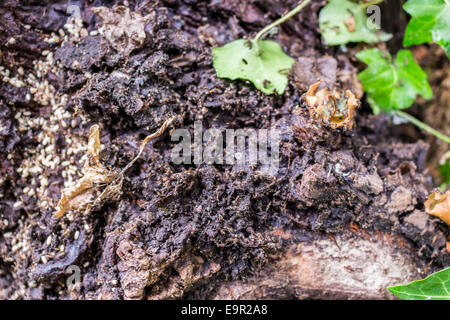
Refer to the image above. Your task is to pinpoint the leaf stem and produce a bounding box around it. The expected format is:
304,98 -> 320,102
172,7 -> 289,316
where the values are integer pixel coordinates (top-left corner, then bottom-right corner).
254,0 -> 312,41
395,110 -> 450,144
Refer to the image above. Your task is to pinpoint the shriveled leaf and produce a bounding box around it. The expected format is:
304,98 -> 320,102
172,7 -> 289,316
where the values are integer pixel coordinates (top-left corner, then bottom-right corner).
319,0 -> 392,46
388,267 -> 450,300
356,48 -> 433,114
403,0 -> 450,58
424,190 -> 450,225
92,5 -> 151,56
55,118 -> 175,218
304,81 -> 360,130
55,125 -> 121,218
212,39 -> 294,95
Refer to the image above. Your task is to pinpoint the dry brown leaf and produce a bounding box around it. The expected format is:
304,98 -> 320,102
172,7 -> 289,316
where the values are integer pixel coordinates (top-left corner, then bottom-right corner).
54,125 -> 120,218
55,117 -> 175,218
304,81 -> 360,130
424,190 -> 450,226
339,89 -> 358,129
92,5 -> 151,56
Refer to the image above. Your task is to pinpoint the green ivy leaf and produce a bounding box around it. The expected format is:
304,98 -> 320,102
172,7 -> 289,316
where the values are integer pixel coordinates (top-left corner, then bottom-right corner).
356,48 -> 433,114
388,267 -> 450,300
212,39 -> 294,95
440,159 -> 450,190
319,0 -> 392,46
403,0 -> 450,58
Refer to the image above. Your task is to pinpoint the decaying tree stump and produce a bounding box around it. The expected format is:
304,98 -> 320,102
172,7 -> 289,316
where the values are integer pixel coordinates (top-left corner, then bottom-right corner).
0,0 -> 448,300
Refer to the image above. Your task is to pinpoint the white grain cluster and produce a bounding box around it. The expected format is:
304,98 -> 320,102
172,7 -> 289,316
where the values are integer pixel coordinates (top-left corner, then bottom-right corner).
0,17 -> 98,289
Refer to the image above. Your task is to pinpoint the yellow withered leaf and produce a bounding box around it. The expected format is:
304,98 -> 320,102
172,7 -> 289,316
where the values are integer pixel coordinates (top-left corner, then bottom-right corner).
55,117 -> 175,218
424,190 -> 450,226
54,125 -> 121,218
304,81 -> 359,130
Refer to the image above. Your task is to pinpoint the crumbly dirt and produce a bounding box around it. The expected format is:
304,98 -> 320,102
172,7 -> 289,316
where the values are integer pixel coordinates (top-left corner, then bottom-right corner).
0,0 -> 449,300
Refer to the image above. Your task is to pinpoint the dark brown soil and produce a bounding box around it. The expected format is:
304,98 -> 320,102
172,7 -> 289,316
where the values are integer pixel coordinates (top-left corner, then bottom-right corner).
0,0 -> 449,300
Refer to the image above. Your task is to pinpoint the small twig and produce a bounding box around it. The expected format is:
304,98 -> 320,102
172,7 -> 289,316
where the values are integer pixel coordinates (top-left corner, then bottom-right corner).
395,110 -> 450,144
254,0 -> 312,41
118,117 -> 176,177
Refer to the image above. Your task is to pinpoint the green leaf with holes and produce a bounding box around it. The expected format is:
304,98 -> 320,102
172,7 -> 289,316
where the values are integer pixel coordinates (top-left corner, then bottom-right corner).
403,0 -> 450,58
388,267 -> 450,300
356,48 -> 433,114
319,0 -> 392,46
212,39 -> 294,95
